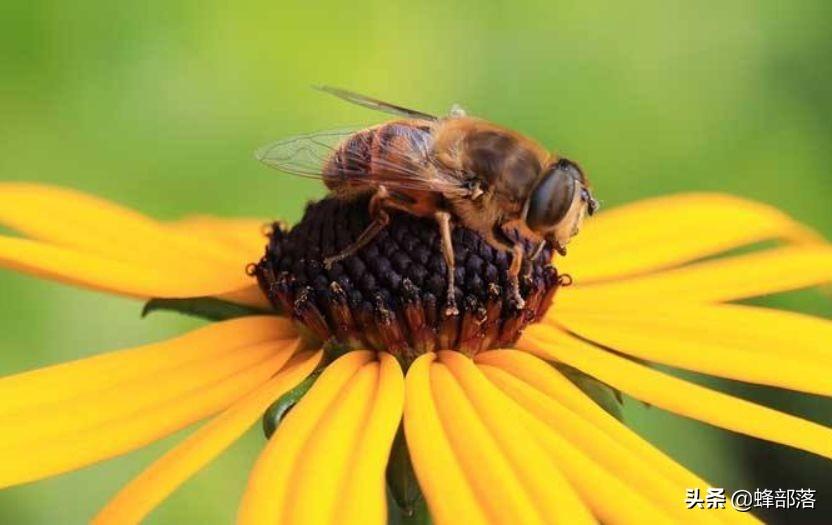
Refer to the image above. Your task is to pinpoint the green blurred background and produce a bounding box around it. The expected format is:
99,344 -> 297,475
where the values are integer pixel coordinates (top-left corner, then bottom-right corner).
1,1 -> 830,523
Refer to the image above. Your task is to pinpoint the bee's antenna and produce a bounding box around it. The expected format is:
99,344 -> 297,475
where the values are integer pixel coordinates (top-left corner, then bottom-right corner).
582,188 -> 600,216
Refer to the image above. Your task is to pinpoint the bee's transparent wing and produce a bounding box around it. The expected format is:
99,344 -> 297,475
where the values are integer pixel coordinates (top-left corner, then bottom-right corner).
255,128 -> 471,196
314,85 -> 438,121
255,128 -> 357,178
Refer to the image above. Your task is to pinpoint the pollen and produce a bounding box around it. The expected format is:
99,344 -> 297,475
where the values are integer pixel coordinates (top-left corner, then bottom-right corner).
254,196 -> 565,361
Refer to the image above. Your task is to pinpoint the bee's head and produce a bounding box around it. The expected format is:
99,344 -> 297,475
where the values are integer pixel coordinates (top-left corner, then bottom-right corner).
523,158 -> 597,255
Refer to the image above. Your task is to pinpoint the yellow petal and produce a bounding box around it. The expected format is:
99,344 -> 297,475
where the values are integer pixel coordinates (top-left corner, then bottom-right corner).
479,362 -> 757,524
520,326 -> 832,459
438,351 -> 594,524
0,234 -> 267,306
174,215 -> 268,261
0,184 -> 268,307
0,183 -> 242,268
553,304 -> 832,395
474,350 -> 712,490
335,353 -> 405,525
0,346 -> 294,487
0,339 -> 292,448
477,351 -> 763,524
0,316 -> 295,413
237,350 -> 375,525
403,354 -> 489,525
565,245 -> 832,303
430,360 -> 552,524
92,350 -> 321,525
478,365 -> 675,524
220,284 -> 272,309
560,193 -> 822,282
283,363 -> 377,524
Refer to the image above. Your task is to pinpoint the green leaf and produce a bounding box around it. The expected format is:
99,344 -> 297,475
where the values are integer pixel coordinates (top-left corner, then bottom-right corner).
386,425 -> 431,524
261,368 -> 323,438
397,497 -> 430,525
555,363 -> 624,421
142,296 -> 273,322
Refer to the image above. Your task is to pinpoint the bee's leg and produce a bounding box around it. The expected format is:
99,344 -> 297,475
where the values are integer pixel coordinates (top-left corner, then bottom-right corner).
507,242 -> 526,309
529,239 -> 546,262
323,187 -> 391,269
490,224 -> 526,310
523,239 -> 547,280
545,233 -> 567,257
434,210 -> 459,317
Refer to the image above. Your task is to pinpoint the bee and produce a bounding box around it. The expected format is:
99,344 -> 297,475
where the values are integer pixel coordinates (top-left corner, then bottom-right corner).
257,86 -> 597,315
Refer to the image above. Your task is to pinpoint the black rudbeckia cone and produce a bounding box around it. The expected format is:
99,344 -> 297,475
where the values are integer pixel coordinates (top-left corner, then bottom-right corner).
254,196 -> 565,363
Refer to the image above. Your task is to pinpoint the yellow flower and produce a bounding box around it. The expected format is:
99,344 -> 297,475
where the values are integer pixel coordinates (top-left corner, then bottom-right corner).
0,183 -> 831,524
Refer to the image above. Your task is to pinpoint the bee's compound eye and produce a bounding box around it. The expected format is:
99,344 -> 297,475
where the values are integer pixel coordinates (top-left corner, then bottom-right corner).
525,162 -> 578,232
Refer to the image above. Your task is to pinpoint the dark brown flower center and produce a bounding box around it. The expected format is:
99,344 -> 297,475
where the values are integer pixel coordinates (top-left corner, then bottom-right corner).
253,196 -> 566,362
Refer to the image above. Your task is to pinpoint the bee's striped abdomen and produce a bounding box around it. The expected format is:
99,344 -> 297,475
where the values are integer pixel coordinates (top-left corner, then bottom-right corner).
324,120 -> 434,197
324,129 -> 375,193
